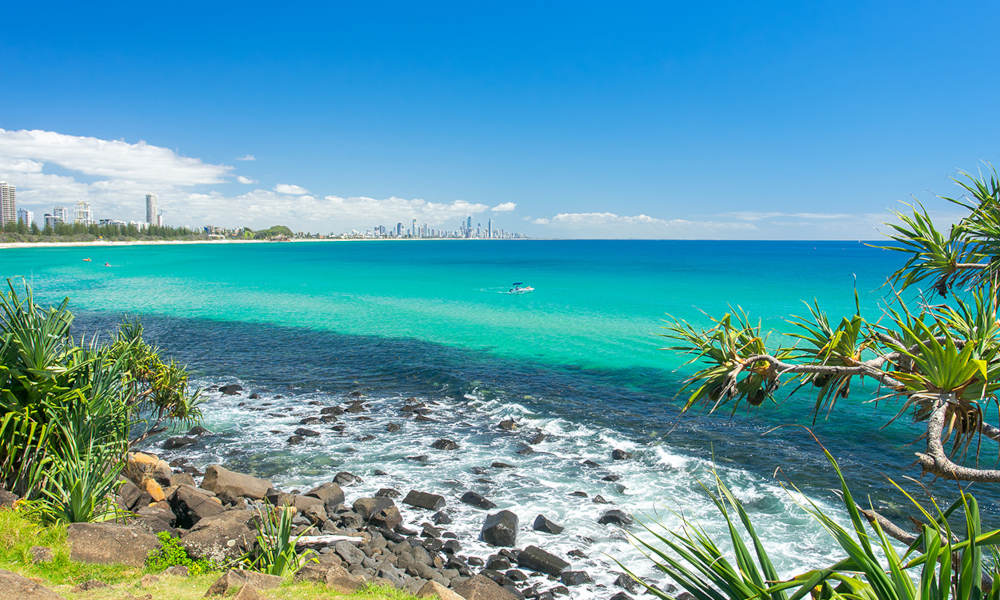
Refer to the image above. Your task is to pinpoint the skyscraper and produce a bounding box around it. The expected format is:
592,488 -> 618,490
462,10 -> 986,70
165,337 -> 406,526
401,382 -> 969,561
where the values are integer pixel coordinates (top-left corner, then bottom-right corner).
17,208 -> 33,227
145,193 -> 158,225
53,206 -> 69,223
0,182 -> 16,226
75,201 -> 93,225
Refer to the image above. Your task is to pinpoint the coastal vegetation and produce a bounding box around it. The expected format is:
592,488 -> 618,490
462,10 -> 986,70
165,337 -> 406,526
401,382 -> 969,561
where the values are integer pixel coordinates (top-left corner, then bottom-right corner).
638,170 -> 1000,597
0,221 -> 299,243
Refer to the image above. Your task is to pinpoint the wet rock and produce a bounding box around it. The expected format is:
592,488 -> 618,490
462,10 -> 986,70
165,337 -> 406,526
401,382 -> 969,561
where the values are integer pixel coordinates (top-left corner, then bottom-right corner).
287,435 -> 304,445
421,523 -> 443,538
403,490 -> 446,511
373,469 -> 389,476
461,491 -> 497,509
532,515 -> 563,534
219,384 -> 243,395
248,392 -> 260,399
349,390 -> 363,397
528,432 -> 547,445
67,522 -> 160,567
299,417 -> 321,424
294,428 -> 320,437
592,495 -> 609,504
201,465 -> 272,500
567,549 -> 587,559
467,556 -> 485,566
570,491 -> 588,498
491,462 -> 515,469
432,511 -> 452,525
442,539 -> 461,554
612,449 -> 632,460
377,488 -> 401,499
614,573 -> 640,593
386,423 -> 401,432
516,545 -> 569,576
321,406 -> 344,415
431,438 -> 459,450
598,509 -> 634,526
560,571 -> 592,586
582,460 -> 601,468
335,471 -> 361,486
486,556 -> 512,571
415,414 -> 437,423
497,419 -> 518,431
481,510 -> 518,547
516,446 -> 535,456
602,474 -> 622,482
407,455 -> 430,463
345,402 -> 365,413
357,434 -> 376,441
609,593 -> 634,600
163,435 -> 197,449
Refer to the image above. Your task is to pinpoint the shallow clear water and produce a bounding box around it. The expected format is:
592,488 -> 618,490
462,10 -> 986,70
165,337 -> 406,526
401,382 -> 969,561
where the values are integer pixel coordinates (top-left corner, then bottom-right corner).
1,240 -> 989,597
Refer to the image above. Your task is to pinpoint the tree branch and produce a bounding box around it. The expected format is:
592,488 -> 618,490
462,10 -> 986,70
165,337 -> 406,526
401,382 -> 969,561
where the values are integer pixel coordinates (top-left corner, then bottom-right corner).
916,394 -> 1000,482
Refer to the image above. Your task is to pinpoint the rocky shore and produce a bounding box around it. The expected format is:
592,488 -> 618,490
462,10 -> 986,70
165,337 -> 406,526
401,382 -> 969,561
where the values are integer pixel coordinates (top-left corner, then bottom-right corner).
74,387 -> 681,600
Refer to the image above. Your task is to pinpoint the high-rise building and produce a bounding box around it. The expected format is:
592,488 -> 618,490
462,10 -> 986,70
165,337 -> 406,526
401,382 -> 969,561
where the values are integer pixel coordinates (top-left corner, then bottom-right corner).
75,201 -> 93,225
17,208 -> 33,227
488,219 -> 492,239
53,206 -> 69,223
0,182 -> 15,226
465,216 -> 472,237
145,194 -> 158,225
411,218 -> 417,237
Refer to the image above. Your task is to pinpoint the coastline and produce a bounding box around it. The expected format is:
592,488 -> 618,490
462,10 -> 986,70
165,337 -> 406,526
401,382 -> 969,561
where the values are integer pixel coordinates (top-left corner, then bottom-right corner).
0,238 -> 525,250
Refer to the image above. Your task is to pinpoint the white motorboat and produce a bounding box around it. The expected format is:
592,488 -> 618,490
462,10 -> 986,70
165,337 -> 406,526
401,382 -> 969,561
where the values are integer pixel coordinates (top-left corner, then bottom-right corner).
508,282 -> 534,294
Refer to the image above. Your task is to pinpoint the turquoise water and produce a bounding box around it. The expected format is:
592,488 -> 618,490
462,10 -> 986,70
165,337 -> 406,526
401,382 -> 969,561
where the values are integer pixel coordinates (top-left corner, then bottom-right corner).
0,240 -> 976,596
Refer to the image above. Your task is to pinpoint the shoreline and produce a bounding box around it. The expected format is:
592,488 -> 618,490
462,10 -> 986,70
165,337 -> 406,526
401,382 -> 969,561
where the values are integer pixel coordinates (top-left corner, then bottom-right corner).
0,238 -> 526,250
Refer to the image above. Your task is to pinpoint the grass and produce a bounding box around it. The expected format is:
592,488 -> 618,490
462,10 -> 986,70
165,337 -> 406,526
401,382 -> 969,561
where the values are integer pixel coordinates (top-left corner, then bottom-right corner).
0,508 -> 424,600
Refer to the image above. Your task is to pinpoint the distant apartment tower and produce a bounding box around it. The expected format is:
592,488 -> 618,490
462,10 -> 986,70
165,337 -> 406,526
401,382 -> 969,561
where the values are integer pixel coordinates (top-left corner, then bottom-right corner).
145,193 -> 158,225
17,208 -> 33,227
0,182 -> 15,226
44,208 -> 67,230
75,201 -> 93,225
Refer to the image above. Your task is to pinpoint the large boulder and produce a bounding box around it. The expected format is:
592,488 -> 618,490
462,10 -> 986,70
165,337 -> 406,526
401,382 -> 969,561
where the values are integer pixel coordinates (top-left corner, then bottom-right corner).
598,509 -> 634,526
418,580 -> 465,600
305,481 -> 345,510
180,511 -> 254,561
353,497 -> 402,529
481,511 -> 518,547
201,465 -> 272,500
204,569 -> 281,596
532,514 -> 563,534
0,569 -> 63,600
66,522 -> 160,567
169,484 -> 225,528
325,564 -> 367,593
126,452 -> 172,486
403,490 -> 446,511
516,545 -> 569,576
453,574 -> 519,600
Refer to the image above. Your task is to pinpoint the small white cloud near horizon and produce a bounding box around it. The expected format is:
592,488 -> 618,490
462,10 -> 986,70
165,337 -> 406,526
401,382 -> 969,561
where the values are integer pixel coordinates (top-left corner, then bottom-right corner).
274,183 -> 309,195
236,154 -> 256,161
491,202 -> 517,212
236,175 -> 257,184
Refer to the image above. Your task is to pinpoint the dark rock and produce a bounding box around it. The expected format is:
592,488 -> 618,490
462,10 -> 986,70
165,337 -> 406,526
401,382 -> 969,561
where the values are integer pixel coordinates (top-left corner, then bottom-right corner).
567,549 -> 587,559
602,474 -> 622,482
299,417 -> 321,424
403,490 -> 446,511
169,484 -> 225,528
612,449 -> 632,460
431,438 -> 459,450
497,419 -> 518,431
386,423 -> 401,432
407,455 -> 429,463
532,515 -> 564,534
610,593 -> 633,600
118,478 -> 150,510
528,432 -> 547,445
353,497 -> 402,529
376,488 -> 401,499
219,384 -> 243,395
334,472 -> 361,486
560,571 -> 592,586
248,392 -> 260,399
582,460 -> 601,468
163,435 -> 197,449
349,390 -> 363,397
414,415 -> 436,423
486,556 -> 512,570
304,481 -> 345,511
570,491 -> 588,498
481,510 -> 518,547
592,495 -> 609,504
442,539 -> 461,554
321,406 -> 344,416
491,462 -> 515,469
356,434 -> 375,441
454,574 -> 520,600
421,523 -> 443,538
287,435 -> 304,445
516,446 -> 535,456
294,428 -> 320,437
614,573 -> 639,593
506,569 -> 528,582
461,491 -> 497,509
467,556 -> 485,566
373,469 -> 389,476
598,510 -> 634,526
432,511 -> 452,525
334,540 -> 365,565
516,545 -> 569,576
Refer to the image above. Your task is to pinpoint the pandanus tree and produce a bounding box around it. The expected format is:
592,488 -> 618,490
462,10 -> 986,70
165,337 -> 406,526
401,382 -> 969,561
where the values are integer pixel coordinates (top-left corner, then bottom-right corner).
665,169 -> 1000,485
0,280 -> 200,520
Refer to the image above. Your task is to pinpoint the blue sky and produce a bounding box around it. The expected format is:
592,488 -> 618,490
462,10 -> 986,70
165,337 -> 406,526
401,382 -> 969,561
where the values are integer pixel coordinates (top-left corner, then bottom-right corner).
1,1 -> 998,238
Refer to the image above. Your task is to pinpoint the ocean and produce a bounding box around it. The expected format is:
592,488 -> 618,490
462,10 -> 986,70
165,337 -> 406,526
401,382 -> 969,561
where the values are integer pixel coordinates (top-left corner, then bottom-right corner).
0,239 -> 986,596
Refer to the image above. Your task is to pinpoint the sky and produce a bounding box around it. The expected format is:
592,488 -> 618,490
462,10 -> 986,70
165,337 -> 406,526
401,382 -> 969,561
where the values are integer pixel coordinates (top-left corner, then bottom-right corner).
1,1 -> 999,239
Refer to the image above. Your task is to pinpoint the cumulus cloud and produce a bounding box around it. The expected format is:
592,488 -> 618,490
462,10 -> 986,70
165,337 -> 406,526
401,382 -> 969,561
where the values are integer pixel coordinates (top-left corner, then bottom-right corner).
274,183 -> 309,195
236,175 -> 257,184
491,202 -> 517,212
528,211 -> 755,239
236,154 -> 256,161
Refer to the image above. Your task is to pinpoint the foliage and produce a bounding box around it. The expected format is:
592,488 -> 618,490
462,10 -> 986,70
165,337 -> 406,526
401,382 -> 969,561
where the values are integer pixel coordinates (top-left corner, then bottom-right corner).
244,504 -> 316,576
0,280 -> 199,521
662,169 -> 1000,482
252,225 -> 294,239
626,448 -> 1000,599
146,531 -> 220,575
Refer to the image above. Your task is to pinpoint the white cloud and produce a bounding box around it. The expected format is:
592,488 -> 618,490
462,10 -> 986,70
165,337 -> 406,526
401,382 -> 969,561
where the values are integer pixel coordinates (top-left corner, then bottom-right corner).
274,183 -> 309,195
528,211 -> 755,239
236,154 -> 256,161
236,175 -> 257,184
491,202 -> 517,212
723,211 -> 855,221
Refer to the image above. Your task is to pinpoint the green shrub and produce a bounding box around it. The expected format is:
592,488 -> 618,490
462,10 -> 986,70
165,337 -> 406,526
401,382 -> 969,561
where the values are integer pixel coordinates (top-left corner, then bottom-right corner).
146,531 -> 220,576
244,505 -> 315,576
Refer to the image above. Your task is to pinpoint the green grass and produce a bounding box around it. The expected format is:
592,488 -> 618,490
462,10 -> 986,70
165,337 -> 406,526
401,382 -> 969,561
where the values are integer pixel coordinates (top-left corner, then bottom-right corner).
0,508 -> 424,600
